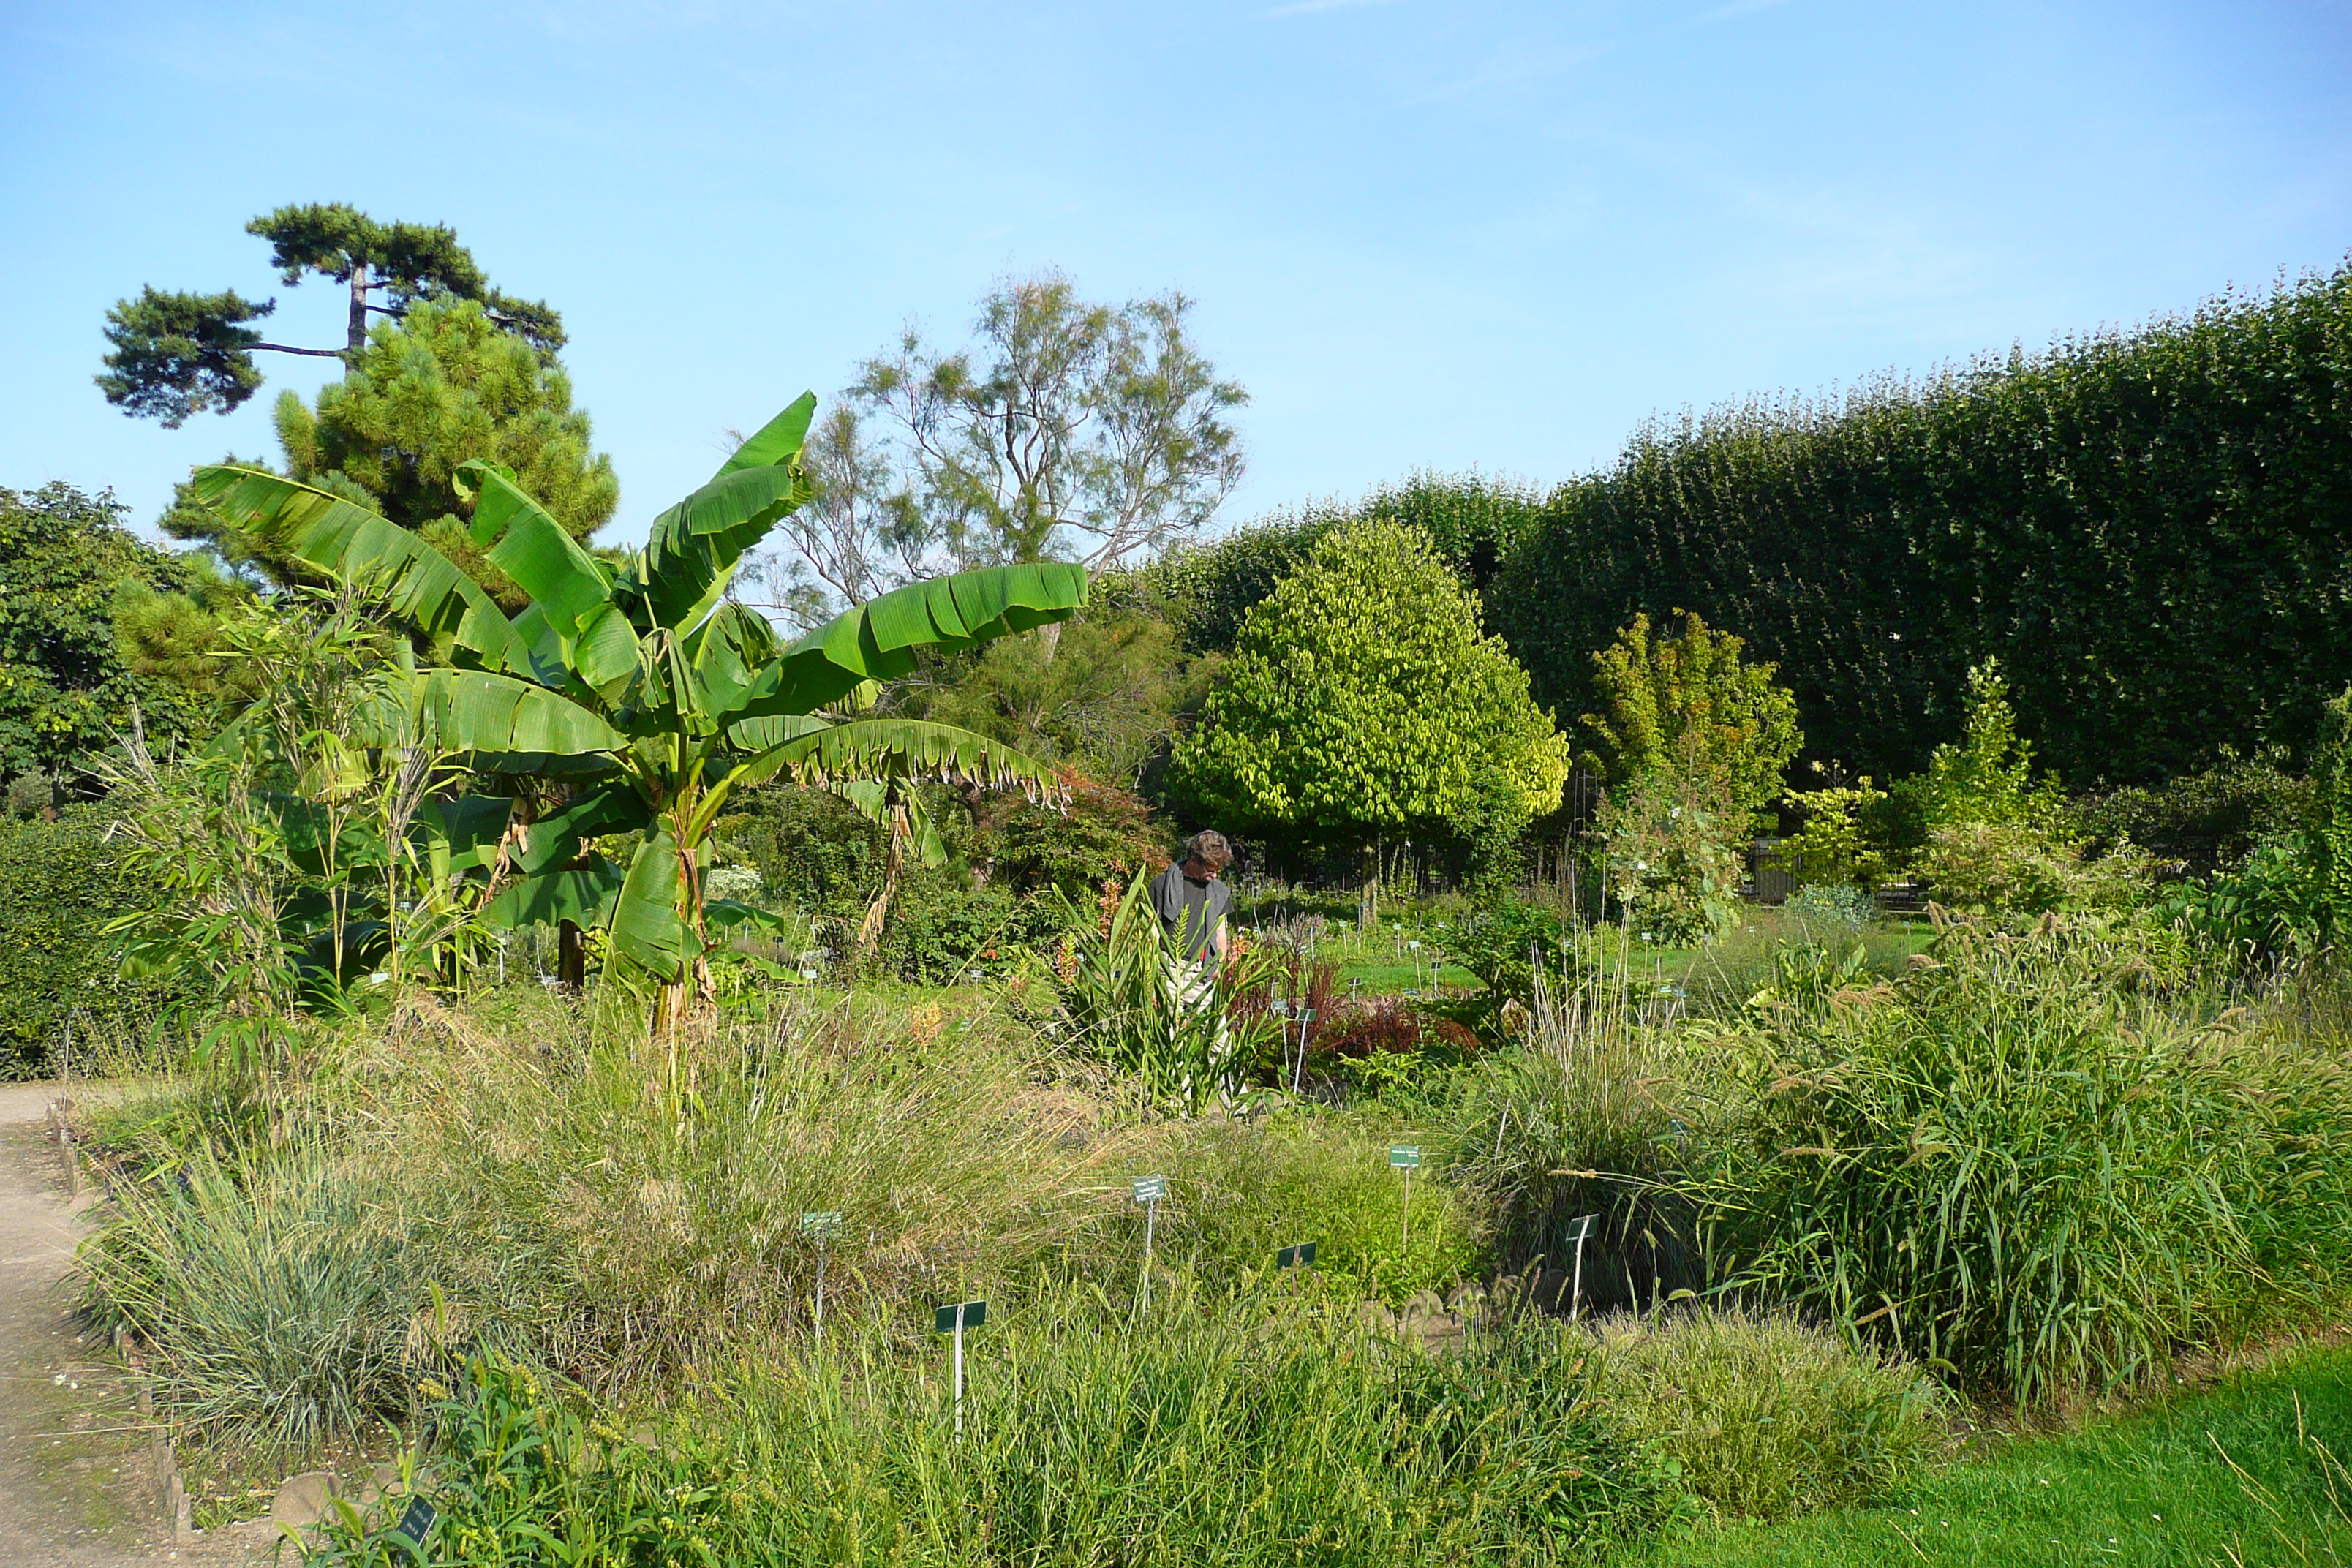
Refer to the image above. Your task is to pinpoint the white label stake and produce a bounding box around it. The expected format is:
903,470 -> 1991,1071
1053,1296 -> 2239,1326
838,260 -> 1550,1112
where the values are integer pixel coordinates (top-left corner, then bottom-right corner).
1133,1175 -> 1167,1316
802,1212 -> 842,1335
1390,1145 -> 1420,1254
1567,1213 -> 1598,1322
935,1300 -> 987,1439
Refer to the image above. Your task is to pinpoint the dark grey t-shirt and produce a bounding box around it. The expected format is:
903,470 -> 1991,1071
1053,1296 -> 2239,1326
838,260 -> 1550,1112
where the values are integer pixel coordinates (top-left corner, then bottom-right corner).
1149,862 -> 1232,962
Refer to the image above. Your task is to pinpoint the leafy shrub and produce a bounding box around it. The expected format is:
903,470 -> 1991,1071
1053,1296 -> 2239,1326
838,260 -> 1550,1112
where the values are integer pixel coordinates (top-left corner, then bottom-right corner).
1596,758 -> 1746,945
1169,516 -> 1569,881
1773,770 -> 1892,889
1444,897 -> 1577,1006
875,870 -> 1025,982
1580,610 -> 1802,829
1919,819 -> 2160,915
2070,749 -> 2317,875
2166,834 -> 2336,960
0,804 -> 184,1075
979,777 -> 1170,897
2163,688 -> 2352,962
1908,663 -> 2162,915
1589,1308 -> 1947,1522
1679,914 -> 2352,1403
1781,881 -> 1877,935
0,481 -> 225,786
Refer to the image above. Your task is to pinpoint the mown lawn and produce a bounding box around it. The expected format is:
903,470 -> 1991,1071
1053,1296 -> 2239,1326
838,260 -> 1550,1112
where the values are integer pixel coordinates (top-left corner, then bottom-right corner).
1639,1342 -> 2352,1567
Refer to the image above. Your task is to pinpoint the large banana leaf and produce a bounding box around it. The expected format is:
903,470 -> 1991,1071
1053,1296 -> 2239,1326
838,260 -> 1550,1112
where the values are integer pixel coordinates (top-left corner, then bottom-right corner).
611,826 -> 688,981
717,717 -> 1064,813
409,670 -> 626,757
519,783 -> 652,874
481,863 -> 623,930
615,394 -> 818,634
459,462 -> 614,639
419,795 -> 519,875
191,467 -> 532,676
748,564 -> 1089,717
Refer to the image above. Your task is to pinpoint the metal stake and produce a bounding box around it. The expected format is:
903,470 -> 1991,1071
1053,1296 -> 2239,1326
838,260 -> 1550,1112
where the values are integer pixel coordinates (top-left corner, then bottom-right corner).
952,1311 -> 966,1439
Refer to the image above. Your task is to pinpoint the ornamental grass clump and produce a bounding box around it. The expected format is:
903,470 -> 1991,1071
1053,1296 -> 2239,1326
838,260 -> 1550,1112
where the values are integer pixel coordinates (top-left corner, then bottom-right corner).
1587,1307 -> 1948,1523
309,1292 -> 1692,1568
1681,912 -> 2352,1405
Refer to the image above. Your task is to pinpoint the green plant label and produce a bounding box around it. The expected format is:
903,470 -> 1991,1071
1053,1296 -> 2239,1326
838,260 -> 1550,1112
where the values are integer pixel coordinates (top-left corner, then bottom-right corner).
1132,1174 -> 1167,1203
1276,1242 -> 1318,1269
935,1300 -> 987,1333
1567,1213 -> 1597,1244
802,1210 -> 843,1240
1390,1145 -> 1421,1169
396,1496 -> 437,1544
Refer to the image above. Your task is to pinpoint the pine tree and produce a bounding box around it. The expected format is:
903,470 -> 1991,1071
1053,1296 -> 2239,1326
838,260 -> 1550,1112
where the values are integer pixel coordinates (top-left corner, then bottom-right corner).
97,202 -> 560,427
161,298 -> 617,601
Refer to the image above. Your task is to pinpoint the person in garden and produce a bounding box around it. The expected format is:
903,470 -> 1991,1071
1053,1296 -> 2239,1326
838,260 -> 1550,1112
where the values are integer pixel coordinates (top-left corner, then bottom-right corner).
1150,830 -> 1234,968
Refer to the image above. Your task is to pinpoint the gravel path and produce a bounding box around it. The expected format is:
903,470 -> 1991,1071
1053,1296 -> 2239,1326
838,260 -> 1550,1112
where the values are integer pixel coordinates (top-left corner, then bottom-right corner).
0,1081 -> 271,1566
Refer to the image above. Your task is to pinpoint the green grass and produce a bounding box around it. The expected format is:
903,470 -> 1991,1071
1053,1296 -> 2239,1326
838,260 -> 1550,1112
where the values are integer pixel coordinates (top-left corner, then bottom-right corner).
1335,960 -> 1481,994
1643,1342 -> 2352,1567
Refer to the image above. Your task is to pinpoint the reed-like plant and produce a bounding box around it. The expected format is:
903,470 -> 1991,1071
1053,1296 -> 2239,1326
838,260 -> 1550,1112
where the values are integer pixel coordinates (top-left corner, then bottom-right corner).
1444,939 -> 1703,1307
1681,913 -> 2352,1403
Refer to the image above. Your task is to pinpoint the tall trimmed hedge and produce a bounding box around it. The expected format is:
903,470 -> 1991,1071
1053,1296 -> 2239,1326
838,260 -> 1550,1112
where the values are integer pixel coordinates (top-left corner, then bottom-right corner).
1492,265 -> 2352,785
1127,473 -> 1542,653
0,806 -> 180,1076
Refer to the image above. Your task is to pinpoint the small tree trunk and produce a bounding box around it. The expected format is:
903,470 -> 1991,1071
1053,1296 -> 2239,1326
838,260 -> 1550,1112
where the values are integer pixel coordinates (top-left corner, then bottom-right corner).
557,920 -> 585,990
346,263 -> 371,355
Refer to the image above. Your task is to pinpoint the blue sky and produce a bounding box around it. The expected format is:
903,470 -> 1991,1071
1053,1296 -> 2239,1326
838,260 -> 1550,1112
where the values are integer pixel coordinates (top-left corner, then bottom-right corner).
5,1 -> 2349,548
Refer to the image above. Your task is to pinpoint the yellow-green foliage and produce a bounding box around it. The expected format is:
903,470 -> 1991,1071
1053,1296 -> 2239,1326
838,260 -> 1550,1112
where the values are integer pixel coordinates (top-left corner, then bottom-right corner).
1171,517 -> 1568,845
1590,1308 -> 1947,1523
1581,609 -> 1801,826
1134,1115 -> 1487,1304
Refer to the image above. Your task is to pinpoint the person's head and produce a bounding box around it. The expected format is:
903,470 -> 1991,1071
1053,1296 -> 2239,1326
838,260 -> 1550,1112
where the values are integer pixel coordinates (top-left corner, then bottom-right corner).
1182,830 -> 1233,879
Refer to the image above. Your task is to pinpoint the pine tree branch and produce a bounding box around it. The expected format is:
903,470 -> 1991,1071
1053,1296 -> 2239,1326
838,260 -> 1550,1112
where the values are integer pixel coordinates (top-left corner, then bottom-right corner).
252,342 -> 347,358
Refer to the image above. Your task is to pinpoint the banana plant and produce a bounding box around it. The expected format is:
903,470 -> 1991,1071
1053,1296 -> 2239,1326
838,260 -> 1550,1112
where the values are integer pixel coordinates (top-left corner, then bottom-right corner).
192,393 -> 1087,1040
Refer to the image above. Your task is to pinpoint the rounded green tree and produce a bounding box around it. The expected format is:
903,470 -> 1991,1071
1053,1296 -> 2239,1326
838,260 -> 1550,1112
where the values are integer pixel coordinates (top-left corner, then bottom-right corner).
1171,518 -> 1568,881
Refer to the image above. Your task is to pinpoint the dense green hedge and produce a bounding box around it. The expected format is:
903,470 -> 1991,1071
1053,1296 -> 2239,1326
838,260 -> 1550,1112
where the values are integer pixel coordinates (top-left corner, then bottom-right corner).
1151,267 -> 2352,789
1491,265 -> 2352,785
1123,474 -> 1542,653
0,806 -> 180,1075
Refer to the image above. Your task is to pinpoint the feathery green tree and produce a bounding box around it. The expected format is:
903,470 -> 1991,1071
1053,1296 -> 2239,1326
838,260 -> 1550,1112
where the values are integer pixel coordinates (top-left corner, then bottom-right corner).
1580,610 -> 1802,831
